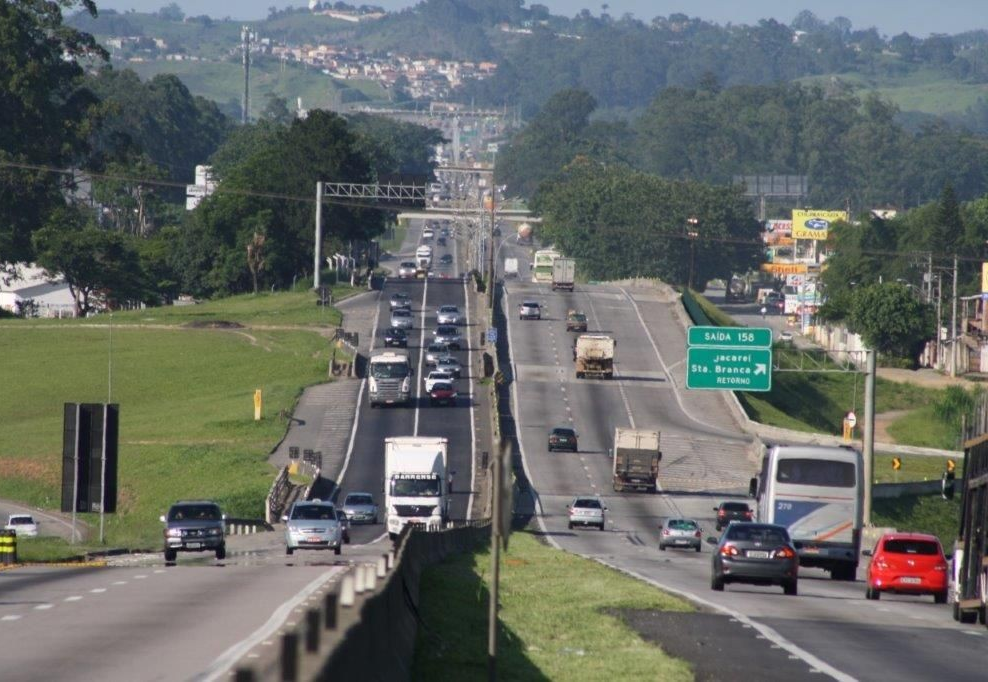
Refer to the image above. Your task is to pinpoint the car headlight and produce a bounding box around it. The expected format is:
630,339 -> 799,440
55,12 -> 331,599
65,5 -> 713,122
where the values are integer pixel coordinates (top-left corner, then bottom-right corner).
207,528 -> 222,536
166,528 -> 183,537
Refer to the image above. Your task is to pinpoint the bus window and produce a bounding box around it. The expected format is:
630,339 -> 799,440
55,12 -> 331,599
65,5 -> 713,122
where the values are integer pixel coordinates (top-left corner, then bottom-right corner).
776,458 -> 855,487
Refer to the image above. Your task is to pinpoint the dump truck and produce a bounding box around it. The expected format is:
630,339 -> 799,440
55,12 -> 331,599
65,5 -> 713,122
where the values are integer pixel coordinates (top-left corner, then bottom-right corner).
551,258 -> 576,291
575,334 -> 614,379
612,428 -> 661,492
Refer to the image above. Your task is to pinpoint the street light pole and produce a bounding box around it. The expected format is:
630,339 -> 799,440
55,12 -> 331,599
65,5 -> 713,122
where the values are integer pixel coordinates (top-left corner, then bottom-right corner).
686,217 -> 699,290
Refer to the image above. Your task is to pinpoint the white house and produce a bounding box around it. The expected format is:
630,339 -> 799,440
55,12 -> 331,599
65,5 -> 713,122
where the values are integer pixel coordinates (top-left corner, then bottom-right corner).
0,264 -> 75,317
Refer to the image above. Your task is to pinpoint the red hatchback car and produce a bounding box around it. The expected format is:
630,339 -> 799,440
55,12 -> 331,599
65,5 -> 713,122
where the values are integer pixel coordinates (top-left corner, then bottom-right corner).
864,532 -> 949,603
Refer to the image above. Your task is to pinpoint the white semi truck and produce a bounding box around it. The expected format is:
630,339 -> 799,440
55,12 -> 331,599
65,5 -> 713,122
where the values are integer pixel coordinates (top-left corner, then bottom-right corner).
415,245 -> 433,276
551,257 -> 576,291
368,352 -> 413,407
384,436 -> 450,539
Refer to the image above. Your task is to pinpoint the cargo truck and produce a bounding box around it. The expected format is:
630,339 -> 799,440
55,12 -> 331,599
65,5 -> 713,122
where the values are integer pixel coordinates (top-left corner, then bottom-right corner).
612,428 -> 661,492
551,258 -> 576,291
503,257 -> 519,279
952,436 -> 987,624
575,334 -> 614,379
415,245 -> 433,276
384,437 -> 450,540
368,352 -> 413,407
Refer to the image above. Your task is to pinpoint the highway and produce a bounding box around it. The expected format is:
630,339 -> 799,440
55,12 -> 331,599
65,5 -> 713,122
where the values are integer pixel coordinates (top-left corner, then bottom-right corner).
497,238 -> 988,681
0,219 -> 482,681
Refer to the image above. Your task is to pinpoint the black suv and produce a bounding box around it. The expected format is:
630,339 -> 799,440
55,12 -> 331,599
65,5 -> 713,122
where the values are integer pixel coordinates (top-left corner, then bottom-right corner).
548,427 -> 578,452
384,326 -> 408,348
713,501 -> 753,531
161,500 -> 226,562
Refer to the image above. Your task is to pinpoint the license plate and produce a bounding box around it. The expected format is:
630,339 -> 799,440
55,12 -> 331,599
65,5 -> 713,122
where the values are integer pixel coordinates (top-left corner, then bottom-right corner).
307,536 -> 322,543
802,546 -> 820,554
900,577 -> 922,584
674,539 -> 688,544
746,550 -> 770,558
186,542 -> 201,549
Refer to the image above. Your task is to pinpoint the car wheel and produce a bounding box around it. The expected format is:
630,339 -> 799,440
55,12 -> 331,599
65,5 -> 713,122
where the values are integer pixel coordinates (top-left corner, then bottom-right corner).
344,533 -> 351,545
164,548 -> 177,563
659,544 -> 666,551
599,523 -> 605,531
215,545 -> 226,560
374,516 -> 379,525
286,546 -> 295,556
334,545 -> 342,556
568,522 -> 574,530
711,575 -> 725,592
959,606 -> 978,624
868,587 -> 881,600
695,544 -> 701,553
935,590 -> 948,605
783,580 -> 798,596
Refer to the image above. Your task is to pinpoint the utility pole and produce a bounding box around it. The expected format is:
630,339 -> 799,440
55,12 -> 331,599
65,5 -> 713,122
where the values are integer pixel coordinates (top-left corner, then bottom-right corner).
487,188 -> 496,309
313,181 -> 323,289
936,274 -> 943,369
862,349 -> 876,525
487,441 -> 501,681
951,255 -> 959,378
927,252 -> 934,304
241,26 -> 253,124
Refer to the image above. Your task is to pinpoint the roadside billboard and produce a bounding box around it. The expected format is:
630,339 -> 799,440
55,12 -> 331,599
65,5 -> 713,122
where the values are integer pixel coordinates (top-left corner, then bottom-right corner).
791,209 -> 848,240
761,263 -> 808,275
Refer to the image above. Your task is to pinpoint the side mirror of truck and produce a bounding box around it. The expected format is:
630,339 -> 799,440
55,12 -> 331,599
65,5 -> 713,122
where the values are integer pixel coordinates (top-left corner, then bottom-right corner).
748,477 -> 758,498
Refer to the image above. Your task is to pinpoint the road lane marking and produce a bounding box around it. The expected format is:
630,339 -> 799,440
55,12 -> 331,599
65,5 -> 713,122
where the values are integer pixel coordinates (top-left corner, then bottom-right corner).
90,588 -> 106,593
584,293 -> 635,429
1,615 -> 22,621
64,596 -> 82,602
112,581 -> 127,585
414,275 -> 429,436
200,569 -> 341,681
34,604 -> 53,611
134,575 -> 147,579
463,263 -> 477,521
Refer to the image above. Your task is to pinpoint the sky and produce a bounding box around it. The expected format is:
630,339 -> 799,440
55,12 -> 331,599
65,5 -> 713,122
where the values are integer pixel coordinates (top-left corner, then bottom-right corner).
94,1 -> 986,38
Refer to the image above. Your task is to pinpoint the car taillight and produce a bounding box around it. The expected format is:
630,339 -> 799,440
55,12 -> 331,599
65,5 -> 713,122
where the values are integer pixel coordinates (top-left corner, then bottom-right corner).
935,563 -> 948,572
717,511 -> 725,517
694,531 -> 702,538
874,560 -> 888,570
773,546 -> 796,560
662,529 -> 670,536
720,545 -> 739,557
744,511 -> 753,519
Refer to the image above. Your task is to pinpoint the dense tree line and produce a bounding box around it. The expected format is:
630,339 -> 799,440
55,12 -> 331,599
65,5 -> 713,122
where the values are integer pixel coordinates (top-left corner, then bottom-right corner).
530,158 -> 762,288
497,84 -> 988,211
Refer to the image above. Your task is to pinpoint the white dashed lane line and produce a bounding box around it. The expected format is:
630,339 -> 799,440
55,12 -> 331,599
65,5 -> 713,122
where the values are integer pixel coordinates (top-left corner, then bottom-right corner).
89,588 -> 106,594
1,615 -> 22,622
64,596 -> 83,602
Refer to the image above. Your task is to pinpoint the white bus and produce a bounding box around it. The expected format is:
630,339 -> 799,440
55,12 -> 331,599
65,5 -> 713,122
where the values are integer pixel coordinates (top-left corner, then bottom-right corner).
749,444 -> 862,580
532,249 -> 561,284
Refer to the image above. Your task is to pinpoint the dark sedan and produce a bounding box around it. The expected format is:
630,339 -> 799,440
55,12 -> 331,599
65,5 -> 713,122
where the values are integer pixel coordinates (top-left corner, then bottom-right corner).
384,326 -> 408,348
708,522 -> 798,595
548,427 -> 578,452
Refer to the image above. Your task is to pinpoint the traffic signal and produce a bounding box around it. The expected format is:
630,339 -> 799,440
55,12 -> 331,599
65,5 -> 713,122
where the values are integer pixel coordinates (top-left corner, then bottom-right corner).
892,457 -> 902,471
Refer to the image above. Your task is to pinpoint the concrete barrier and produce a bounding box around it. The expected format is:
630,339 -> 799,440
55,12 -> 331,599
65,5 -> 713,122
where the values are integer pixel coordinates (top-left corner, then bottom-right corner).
232,521 -> 489,681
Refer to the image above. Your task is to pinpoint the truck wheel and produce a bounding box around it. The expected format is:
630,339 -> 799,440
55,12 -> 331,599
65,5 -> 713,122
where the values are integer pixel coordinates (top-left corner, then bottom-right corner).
598,523 -> 605,531
783,580 -> 798,596
334,545 -> 342,556
959,607 -> 978,624
865,587 -> 878,600
711,575 -> 724,592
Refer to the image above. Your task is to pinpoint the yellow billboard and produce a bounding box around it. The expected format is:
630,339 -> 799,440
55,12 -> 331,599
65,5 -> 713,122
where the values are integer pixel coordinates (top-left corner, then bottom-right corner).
982,262 -> 988,293
760,263 -> 808,275
792,209 -> 848,240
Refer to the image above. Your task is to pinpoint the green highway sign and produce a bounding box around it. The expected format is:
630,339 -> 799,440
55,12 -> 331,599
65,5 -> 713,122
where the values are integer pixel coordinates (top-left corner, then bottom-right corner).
686,347 -> 772,391
687,326 -> 773,349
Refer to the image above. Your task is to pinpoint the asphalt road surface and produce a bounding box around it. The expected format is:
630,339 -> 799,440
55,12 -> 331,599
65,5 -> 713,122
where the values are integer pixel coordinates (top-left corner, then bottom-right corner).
498,238 -> 988,682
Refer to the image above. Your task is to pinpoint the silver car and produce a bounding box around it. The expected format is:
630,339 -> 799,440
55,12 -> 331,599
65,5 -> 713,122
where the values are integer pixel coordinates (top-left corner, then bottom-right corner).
659,518 -> 702,552
433,325 -> 462,349
283,500 -> 342,556
397,262 -> 417,278
436,305 -> 462,325
389,292 -> 412,310
435,356 -> 462,378
341,492 -> 379,525
567,496 -> 606,531
390,308 -> 414,329
519,301 -> 541,320
425,342 -> 451,366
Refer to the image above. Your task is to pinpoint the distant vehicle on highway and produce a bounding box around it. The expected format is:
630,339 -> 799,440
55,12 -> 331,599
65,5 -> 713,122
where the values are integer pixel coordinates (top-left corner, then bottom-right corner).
341,492 -> 379,525
437,237 -> 447,247
425,342 -> 451,366
439,253 -> 453,264
4,514 -> 38,537
435,355 -> 462,378
283,500 -> 342,556
429,381 -> 458,406
436,305 -> 462,325
660,518 -> 702,552
518,301 -> 541,320
433,325 -> 462,349
567,496 -> 606,531
714,501 -> 753,531
708,522 -> 798,595
161,500 -> 226,562
548,427 -> 578,452
749,445 -> 862,581
389,292 -> 412,310
778,330 -> 793,343
566,310 -> 588,332
390,308 -> 414,329
422,228 -> 435,240
384,326 -> 408,348
397,262 -> 417,278
864,532 -> 948,603
425,370 -> 455,392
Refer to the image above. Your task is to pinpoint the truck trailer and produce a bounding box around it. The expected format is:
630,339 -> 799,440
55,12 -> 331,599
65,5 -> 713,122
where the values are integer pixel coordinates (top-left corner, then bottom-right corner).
551,258 -> 576,292
575,334 -> 614,379
612,428 -> 661,492
953,436 -> 988,624
384,437 -> 449,540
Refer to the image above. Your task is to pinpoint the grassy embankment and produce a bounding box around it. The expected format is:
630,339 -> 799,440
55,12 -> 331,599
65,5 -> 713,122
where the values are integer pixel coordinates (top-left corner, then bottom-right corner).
379,223 -> 408,255
412,532 -> 693,681
1,288 -> 358,560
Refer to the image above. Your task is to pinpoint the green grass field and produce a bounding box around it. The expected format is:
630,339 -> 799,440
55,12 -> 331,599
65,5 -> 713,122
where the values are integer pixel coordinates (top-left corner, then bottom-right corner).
412,532 -> 693,680
0,291 -> 348,552
887,405 -> 962,450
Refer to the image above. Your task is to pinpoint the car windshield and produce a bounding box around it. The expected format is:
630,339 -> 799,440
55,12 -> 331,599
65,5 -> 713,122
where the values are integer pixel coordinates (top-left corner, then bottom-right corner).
8,516 -> 34,525
290,505 -> 336,520
432,382 -> 454,391
391,294 -> 407,301
345,494 -> 373,506
776,458 -> 856,487
668,520 -> 697,530
429,372 -> 452,381
440,306 -> 458,313
400,262 -> 416,268
725,526 -> 789,544
169,504 -> 221,521
393,310 -> 411,318
371,362 -> 409,379
392,478 -> 441,496
437,358 -> 457,366
569,313 -> 586,321
721,502 -> 749,512
437,326 -> 456,334
523,302 -> 539,308
552,428 -> 574,437
428,344 -> 448,353
883,539 -> 939,555
573,499 -> 601,509
387,327 -> 405,336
